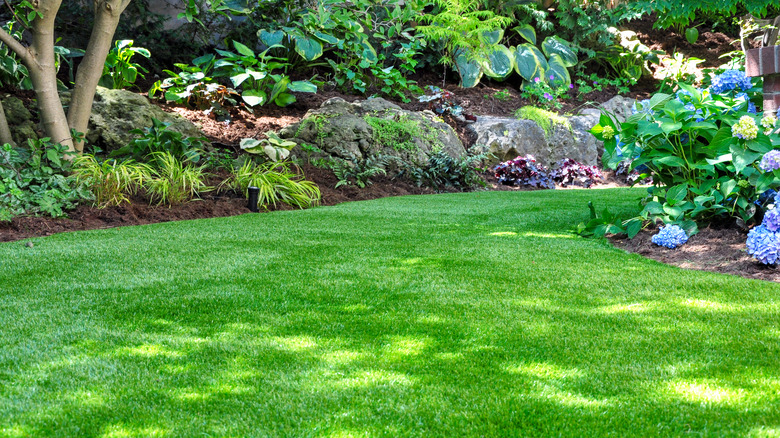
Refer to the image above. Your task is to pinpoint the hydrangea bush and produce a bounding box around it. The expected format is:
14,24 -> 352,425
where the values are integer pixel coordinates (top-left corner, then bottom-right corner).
592,69 -> 780,235
651,224 -> 689,249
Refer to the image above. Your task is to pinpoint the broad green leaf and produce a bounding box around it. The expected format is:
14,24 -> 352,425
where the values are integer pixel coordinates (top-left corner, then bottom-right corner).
293,35 -> 323,61
230,73 -> 251,87
541,36 -> 577,67
269,76 -> 291,104
241,89 -> 267,106
233,41 -> 256,58
730,144 -> 762,173
746,135 -> 773,153
720,179 -> 737,198
481,45 -> 514,79
514,24 -> 536,45
625,219 -> 642,239
756,172 -> 778,193
666,183 -> 688,204
709,126 -> 734,151
313,31 -> 340,45
663,204 -> 683,219
655,156 -> 686,167
660,121 -> 683,134
546,54 -> 571,86
239,138 -> 263,154
359,39 -> 378,63
513,44 -> 548,82
644,201 -> 664,215
288,80 -> 317,93
482,29 -> 504,45
274,92 -> 297,107
258,29 -> 285,47
685,27 -> 699,44
455,53 -> 483,88
264,145 -> 291,161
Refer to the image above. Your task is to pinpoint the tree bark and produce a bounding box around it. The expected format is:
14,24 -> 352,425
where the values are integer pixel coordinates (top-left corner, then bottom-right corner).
68,0 -> 133,153
29,0 -> 74,152
0,100 -> 16,147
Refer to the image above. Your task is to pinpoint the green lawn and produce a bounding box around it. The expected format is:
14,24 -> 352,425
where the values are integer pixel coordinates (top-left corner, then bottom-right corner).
2,188 -> 780,437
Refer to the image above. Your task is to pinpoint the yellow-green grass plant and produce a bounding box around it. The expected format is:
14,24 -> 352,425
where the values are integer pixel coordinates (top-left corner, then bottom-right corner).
223,159 -> 321,209
71,155 -> 150,208
143,151 -> 211,206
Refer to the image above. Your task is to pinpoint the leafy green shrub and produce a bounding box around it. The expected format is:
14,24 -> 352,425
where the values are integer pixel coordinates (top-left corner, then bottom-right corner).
329,155 -> 394,189
72,155 -> 150,208
111,118 -> 206,163
403,150 -> 489,190
240,132 -> 297,162
593,72 -> 775,234
223,160 -> 320,209
142,152 -> 211,206
0,139 -> 92,219
99,40 -> 151,90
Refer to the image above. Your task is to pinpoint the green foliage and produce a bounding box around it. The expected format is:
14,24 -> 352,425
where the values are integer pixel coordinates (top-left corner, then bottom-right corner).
0,140 -> 92,219
240,132 -> 298,162
402,150 -> 490,189
514,106 -> 571,138
364,114 -> 434,153
142,152 -> 211,206
656,53 -> 705,93
329,155 -> 395,188
0,23 -> 32,90
223,159 -> 320,209
214,40 -> 316,107
574,73 -> 634,97
111,119 -> 206,163
519,77 -> 570,110
593,81 -> 774,234
72,155 -> 150,208
150,54 -> 240,109
416,0 -> 512,84
575,201 -> 644,238
627,0 -> 778,28
486,89 -> 512,102
99,40 -> 151,90
591,31 -> 662,83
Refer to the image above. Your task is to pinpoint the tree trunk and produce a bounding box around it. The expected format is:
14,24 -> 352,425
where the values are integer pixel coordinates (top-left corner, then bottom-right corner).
29,0 -> 74,153
0,100 -> 16,147
68,0 -> 133,153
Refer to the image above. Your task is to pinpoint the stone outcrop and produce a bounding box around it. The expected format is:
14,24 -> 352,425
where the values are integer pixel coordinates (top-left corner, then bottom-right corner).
279,97 -> 466,167
469,95 -> 636,167
60,87 -> 207,152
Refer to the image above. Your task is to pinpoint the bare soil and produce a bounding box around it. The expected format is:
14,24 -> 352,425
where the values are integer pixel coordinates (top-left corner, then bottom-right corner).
6,18 -> 775,282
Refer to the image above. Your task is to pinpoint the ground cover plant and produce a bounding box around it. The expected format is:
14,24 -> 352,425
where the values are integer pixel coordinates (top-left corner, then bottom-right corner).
2,189 -> 780,436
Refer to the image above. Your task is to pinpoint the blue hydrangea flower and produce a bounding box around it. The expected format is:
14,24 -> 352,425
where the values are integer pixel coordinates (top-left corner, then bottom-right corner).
760,150 -> 780,172
710,70 -> 753,95
756,189 -> 777,206
746,224 -> 780,264
631,99 -> 654,115
765,209 -> 780,232
749,102 -> 757,113
651,225 -> 689,249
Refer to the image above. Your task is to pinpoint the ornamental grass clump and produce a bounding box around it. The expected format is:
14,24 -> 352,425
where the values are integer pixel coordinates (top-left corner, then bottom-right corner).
651,224 -> 688,249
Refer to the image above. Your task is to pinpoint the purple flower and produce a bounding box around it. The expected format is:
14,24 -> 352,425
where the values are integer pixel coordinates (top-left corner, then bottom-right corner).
534,77 -> 541,83
593,81 -> 598,86
549,75 -> 555,81
760,150 -> 780,172
765,208 -> 780,232
569,83 -> 574,89
746,224 -> 780,264
543,92 -> 553,100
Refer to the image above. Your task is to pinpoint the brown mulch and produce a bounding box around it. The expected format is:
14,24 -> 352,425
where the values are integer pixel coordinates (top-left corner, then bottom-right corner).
610,226 -> 779,283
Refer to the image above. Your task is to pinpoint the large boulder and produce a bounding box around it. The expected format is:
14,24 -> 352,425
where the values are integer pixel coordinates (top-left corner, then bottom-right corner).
279,97 -> 466,166
1,95 -> 39,146
469,95 -> 636,167
60,87 -> 207,152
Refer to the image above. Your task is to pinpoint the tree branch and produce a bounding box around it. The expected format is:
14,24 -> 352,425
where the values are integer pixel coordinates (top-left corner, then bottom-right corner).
0,27 -> 33,67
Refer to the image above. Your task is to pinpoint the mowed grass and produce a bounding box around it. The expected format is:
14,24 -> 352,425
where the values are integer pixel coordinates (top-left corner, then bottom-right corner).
2,188 -> 780,437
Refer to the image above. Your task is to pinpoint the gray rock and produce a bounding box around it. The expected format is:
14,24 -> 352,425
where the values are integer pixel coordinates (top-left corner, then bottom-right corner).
1,95 -> 39,145
280,97 -> 465,167
470,95 -> 637,167
60,87 -> 207,152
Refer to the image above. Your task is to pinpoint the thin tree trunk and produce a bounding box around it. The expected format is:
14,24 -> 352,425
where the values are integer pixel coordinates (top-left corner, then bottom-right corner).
0,100 -> 16,147
68,0 -> 132,153
29,0 -> 74,153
